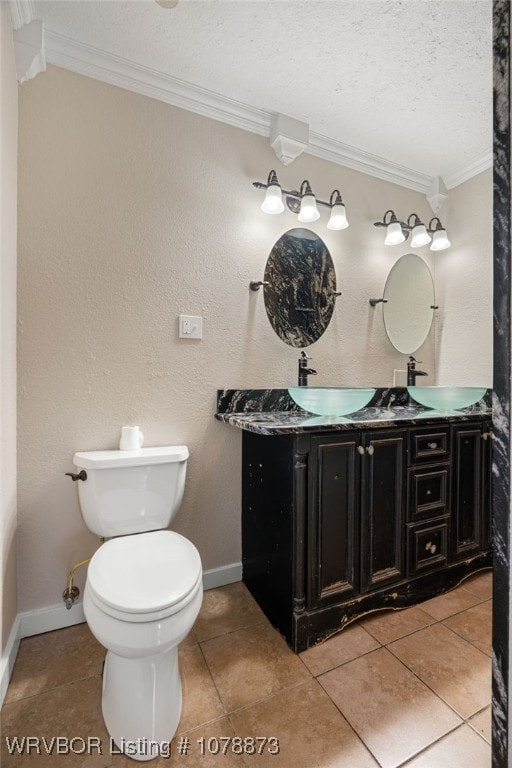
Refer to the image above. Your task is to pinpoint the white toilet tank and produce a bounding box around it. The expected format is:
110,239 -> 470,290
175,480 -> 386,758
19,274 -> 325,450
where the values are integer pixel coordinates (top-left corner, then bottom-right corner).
72,446 -> 189,537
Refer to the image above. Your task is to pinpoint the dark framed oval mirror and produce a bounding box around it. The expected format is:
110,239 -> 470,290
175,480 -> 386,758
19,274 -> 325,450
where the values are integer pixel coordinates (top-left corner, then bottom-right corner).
263,228 -> 338,347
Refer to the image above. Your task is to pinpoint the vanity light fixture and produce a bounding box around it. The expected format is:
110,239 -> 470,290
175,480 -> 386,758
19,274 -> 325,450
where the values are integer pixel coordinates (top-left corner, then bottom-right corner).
408,214 -> 431,248
428,217 -> 451,251
253,171 -> 349,231
260,170 -> 285,214
375,210 -> 407,245
373,210 -> 451,251
327,190 -> 349,230
297,180 -> 320,223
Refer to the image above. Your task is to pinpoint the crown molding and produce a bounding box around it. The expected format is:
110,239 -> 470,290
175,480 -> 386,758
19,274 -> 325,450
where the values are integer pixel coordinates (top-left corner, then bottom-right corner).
44,30 -> 270,137
7,0 -> 35,30
444,149 -> 493,189
45,29 -> 489,193
307,132 -> 434,193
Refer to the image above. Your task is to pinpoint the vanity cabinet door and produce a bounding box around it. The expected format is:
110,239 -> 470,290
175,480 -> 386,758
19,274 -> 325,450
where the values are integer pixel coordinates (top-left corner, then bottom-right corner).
451,424 -> 483,560
308,433 -> 360,609
360,430 -> 407,593
481,421 -> 492,552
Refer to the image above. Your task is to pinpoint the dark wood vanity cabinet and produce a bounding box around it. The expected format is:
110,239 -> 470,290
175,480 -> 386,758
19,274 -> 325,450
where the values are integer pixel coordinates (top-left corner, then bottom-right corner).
241,418 -> 492,653
450,421 -> 493,558
308,433 -> 361,608
359,430 -> 407,593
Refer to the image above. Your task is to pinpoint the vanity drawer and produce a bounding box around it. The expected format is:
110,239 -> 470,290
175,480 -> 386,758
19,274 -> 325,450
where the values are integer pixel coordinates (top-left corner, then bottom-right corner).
408,463 -> 450,521
407,517 -> 449,577
409,427 -> 450,464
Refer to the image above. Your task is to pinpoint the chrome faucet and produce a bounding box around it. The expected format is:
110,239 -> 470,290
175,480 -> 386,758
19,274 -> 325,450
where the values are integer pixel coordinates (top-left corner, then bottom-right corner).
407,355 -> 428,386
298,351 -> 317,387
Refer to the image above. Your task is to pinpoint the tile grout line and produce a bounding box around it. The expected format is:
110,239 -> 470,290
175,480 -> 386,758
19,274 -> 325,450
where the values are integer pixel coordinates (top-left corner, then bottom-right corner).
195,617 -> 271,645
393,722 -> 472,768
224,677 -> 380,768
440,614 -> 492,657
2,667 -> 105,708
384,635 -> 490,724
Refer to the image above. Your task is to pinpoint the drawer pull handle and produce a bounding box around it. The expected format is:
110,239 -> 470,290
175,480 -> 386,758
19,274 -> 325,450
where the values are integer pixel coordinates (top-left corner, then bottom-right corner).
366,445 -> 375,456
427,442 -> 438,449
425,541 -> 437,554
426,490 -> 432,496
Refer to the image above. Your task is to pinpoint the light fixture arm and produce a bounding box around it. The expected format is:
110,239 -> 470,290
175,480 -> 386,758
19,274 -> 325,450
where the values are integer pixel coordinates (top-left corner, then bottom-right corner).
266,170 -> 279,186
384,210 -> 399,225
407,213 -> 423,229
299,179 -> 313,197
253,177 -> 345,211
373,209 -> 409,239
329,190 -> 344,206
428,217 -> 444,232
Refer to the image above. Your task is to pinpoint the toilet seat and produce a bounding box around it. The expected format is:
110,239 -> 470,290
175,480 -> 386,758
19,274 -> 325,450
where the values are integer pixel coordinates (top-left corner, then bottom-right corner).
87,530 -> 202,623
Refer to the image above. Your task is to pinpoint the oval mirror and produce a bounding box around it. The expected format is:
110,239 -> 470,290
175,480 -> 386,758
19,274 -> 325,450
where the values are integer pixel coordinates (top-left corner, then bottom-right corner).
263,228 -> 337,348
382,253 -> 435,354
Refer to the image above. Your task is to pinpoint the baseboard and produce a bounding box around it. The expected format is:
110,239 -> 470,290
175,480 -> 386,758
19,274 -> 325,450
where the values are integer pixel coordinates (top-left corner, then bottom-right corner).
202,561 -> 242,591
14,561 -> 242,643
0,615 -> 21,706
19,601 -> 86,639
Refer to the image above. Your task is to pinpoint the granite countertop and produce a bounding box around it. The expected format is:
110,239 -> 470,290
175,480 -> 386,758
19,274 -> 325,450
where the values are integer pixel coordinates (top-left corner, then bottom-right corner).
215,388 -> 492,435
215,405 -> 492,436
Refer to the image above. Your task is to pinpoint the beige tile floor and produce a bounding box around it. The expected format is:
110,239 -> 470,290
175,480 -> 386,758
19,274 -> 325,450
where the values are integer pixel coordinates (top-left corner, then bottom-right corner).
1,573 -> 493,767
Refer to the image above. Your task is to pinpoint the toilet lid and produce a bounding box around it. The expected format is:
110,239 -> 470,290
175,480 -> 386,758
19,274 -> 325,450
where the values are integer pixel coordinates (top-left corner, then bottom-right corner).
87,530 -> 202,616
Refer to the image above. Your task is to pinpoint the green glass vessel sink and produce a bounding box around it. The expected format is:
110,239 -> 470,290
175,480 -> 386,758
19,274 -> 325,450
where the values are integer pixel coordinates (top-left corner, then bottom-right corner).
407,386 -> 487,410
288,387 -> 376,416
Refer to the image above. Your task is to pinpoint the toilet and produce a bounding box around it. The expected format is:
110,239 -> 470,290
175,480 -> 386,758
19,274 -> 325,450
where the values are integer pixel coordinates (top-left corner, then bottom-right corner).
72,445 -> 202,762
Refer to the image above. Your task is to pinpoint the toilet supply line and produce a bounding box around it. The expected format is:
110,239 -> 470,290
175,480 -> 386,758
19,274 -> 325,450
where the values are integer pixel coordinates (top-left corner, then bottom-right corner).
62,548 -> 102,609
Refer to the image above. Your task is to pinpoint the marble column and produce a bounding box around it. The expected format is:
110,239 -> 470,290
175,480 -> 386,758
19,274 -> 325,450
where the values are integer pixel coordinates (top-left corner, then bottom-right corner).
493,2 -> 511,765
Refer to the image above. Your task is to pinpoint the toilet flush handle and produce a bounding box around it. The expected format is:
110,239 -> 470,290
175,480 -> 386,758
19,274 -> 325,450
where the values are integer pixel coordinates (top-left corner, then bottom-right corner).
65,470 -> 87,482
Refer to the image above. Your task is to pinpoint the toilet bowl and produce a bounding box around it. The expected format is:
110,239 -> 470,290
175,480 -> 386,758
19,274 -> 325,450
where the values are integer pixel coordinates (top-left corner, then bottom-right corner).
72,446 -> 202,762
84,531 -> 202,761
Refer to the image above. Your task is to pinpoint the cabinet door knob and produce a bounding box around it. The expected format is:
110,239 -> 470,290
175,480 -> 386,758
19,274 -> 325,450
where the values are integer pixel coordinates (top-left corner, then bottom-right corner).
425,541 -> 437,554
482,432 -> 492,441
366,445 -> 375,456
357,445 -> 365,455
427,442 -> 438,449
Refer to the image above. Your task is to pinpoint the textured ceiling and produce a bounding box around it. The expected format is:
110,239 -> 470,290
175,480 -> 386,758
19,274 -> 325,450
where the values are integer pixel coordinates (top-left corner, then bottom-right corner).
34,0 -> 492,183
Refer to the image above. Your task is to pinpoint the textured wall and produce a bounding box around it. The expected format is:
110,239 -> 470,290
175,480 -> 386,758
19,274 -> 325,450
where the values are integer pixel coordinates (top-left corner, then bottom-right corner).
17,64 -> 484,615
1,3 -> 18,648
435,170 -> 493,386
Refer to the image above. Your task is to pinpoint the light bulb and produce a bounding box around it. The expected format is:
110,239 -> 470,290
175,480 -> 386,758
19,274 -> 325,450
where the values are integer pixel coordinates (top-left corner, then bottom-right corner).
384,221 -> 405,245
261,183 -> 284,214
297,193 -> 320,223
327,203 -> 349,230
410,224 -> 431,248
430,228 -> 451,251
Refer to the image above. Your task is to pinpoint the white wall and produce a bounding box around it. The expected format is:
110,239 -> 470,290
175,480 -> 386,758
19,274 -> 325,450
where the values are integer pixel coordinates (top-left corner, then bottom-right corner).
16,64 -> 490,620
0,2 -> 18,649
434,169 -> 493,386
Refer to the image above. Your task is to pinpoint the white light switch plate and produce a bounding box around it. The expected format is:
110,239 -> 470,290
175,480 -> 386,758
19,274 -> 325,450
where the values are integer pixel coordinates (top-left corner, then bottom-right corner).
178,315 -> 203,339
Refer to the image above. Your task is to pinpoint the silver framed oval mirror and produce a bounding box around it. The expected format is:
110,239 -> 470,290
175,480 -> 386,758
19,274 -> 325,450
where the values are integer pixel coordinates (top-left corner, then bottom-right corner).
263,228 -> 337,348
382,253 -> 435,354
